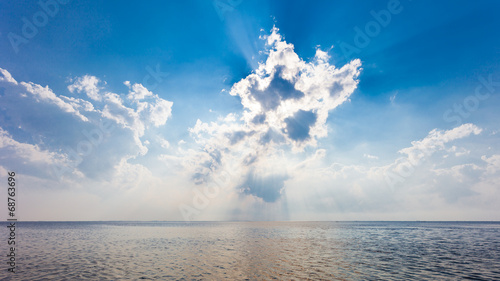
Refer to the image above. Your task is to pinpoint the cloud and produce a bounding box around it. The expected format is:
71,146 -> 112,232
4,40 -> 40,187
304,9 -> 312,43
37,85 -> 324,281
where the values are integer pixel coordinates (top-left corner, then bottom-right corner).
228,26 -> 362,150
446,145 -> 470,157
398,123 -> 482,167
68,75 -> 102,101
239,170 -> 289,203
22,80 -> 92,122
0,67 -> 173,182
482,154 -> 500,175
363,153 -> 378,160
390,91 -> 398,104
284,109 -> 317,141
0,127 -> 66,179
0,127 -> 59,163
430,164 -> 482,203
0,68 -> 18,84
182,27 -> 362,205
284,124 -> 500,220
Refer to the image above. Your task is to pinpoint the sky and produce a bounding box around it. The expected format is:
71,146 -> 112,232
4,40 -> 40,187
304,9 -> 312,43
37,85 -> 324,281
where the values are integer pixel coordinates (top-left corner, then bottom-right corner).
0,0 -> 499,221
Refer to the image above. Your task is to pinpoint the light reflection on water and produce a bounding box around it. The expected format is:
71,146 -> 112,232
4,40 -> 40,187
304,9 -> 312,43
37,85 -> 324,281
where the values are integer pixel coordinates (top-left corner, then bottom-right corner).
2,221 -> 499,280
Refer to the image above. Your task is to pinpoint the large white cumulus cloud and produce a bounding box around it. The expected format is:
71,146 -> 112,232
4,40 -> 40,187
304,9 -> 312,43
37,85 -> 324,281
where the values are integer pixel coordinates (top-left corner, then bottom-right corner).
186,27 -> 362,205
227,26 -> 361,150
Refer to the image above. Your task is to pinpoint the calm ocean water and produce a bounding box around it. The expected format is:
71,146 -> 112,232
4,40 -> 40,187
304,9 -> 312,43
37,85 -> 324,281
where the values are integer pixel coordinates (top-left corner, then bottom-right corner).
1,221 -> 499,280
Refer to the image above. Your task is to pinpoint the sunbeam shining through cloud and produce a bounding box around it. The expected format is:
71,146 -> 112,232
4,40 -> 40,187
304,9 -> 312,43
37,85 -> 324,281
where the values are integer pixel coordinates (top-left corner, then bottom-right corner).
1,1 -> 500,222
2,1 -> 500,280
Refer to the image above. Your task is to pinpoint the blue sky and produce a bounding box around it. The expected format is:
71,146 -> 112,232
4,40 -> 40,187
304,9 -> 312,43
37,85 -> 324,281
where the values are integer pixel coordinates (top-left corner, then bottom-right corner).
1,0 -> 499,221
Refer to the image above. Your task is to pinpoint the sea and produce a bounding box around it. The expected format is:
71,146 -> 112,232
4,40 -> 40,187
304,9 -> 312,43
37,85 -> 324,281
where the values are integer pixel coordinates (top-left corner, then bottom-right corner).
1,221 -> 499,280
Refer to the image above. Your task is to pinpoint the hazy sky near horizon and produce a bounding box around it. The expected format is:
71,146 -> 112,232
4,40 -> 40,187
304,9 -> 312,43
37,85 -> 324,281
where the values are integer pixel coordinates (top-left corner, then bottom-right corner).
1,0 -> 499,221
